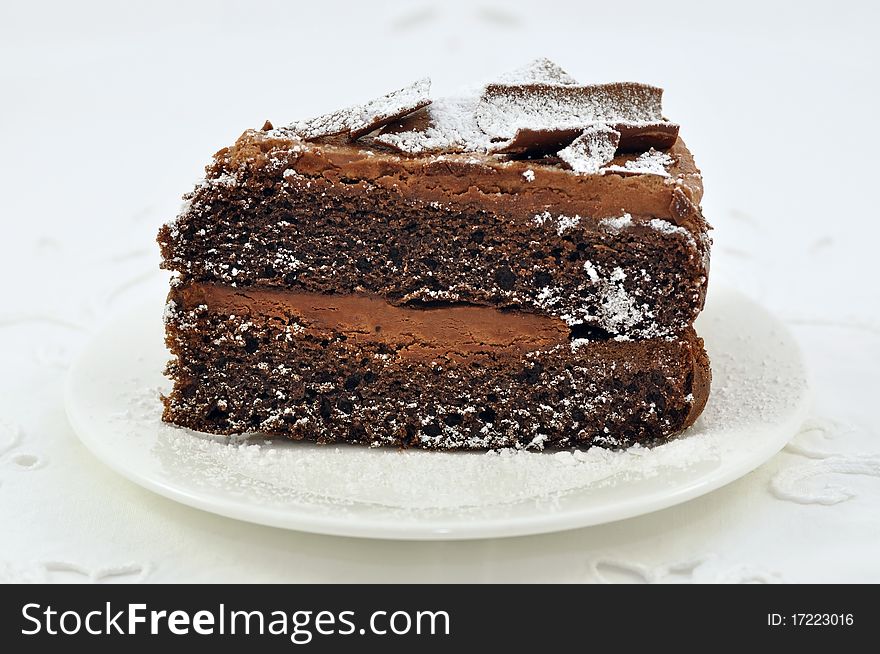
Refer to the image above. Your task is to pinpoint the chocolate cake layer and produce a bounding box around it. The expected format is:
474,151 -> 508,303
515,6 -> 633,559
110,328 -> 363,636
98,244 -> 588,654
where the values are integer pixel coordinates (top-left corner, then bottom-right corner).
158,132 -> 709,339
162,281 -> 710,449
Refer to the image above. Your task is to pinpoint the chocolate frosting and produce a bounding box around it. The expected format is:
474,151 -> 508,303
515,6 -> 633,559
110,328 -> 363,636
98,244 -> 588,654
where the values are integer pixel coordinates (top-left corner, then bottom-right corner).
178,282 -> 571,360
219,130 -> 705,236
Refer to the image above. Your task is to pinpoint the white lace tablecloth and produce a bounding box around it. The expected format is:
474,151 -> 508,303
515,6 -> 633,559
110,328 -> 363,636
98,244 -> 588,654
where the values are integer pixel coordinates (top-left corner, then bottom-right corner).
2,0 -> 877,583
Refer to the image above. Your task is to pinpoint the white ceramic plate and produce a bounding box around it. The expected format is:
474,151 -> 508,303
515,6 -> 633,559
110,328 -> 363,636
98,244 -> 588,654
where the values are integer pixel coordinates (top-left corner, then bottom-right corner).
65,286 -> 809,540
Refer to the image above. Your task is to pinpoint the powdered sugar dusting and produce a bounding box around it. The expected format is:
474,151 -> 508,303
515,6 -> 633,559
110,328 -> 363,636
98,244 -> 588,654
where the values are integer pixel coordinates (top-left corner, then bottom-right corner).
375,94 -> 492,153
598,266 -> 649,333
647,218 -> 697,246
151,420 -> 727,512
533,211 -> 582,235
534,265 -> 656,334
496,57 -> 579,85
530,212 -> 705,336
599,213 -> 696,247
582,260 -> 600,283
598,214 -> 634,233
603,149 -> 674,177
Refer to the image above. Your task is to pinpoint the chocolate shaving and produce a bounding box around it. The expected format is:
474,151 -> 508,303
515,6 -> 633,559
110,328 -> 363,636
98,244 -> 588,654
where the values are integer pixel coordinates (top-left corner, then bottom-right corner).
380,106 -> 433,136
374,59 -> 580,154
476,82 -> 666,142
615,122 -> 679,152
261,119 -> 274,131
344,64 -> 678,159
288,78 -> 431,142
374,95 -> 492,154
493,120 -> 679,156
558,126 -> 621,174
491,127 -> 582,156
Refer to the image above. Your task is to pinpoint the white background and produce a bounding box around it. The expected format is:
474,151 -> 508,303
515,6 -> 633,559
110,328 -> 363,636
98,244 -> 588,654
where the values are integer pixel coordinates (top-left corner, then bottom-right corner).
1,0 -> 878,582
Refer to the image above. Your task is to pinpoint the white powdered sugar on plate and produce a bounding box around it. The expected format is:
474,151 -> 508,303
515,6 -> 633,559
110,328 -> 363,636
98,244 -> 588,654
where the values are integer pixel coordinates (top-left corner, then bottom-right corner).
148,421 -> 721,513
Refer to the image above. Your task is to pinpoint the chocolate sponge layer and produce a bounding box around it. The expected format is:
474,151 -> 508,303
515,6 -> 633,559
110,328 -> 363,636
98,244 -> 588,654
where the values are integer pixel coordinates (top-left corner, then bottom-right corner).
162,281 -> 710,450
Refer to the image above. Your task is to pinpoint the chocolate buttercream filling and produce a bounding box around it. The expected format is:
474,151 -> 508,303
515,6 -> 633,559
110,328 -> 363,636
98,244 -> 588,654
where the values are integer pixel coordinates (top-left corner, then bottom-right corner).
177,282 -> 572,358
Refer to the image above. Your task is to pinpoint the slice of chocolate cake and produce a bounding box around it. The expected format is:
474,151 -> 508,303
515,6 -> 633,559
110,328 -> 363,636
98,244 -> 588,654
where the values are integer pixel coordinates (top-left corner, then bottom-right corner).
158,59 -> 712,450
